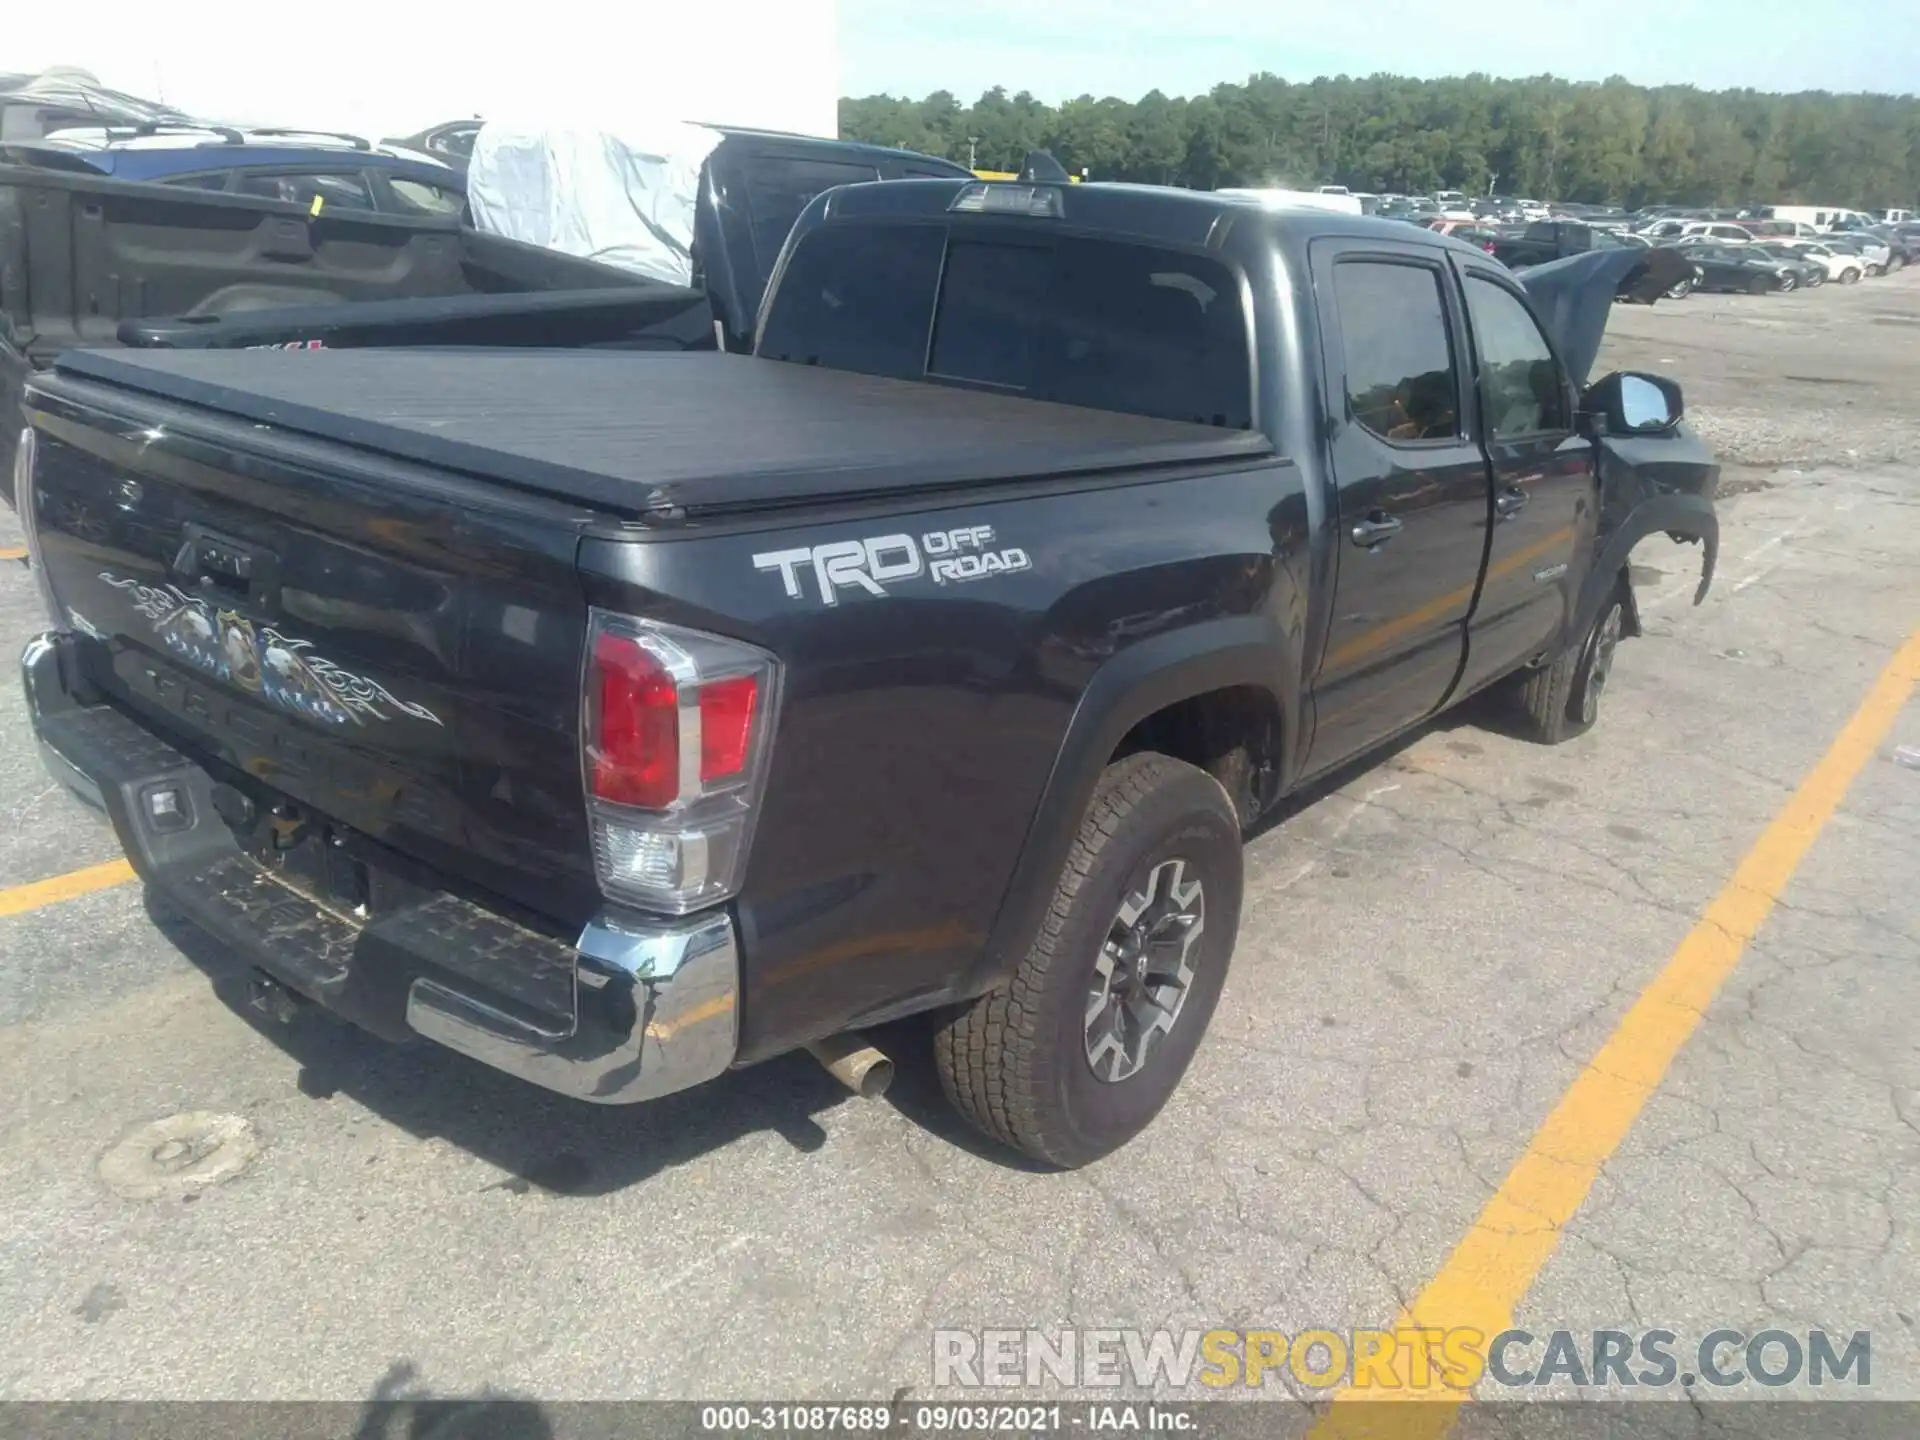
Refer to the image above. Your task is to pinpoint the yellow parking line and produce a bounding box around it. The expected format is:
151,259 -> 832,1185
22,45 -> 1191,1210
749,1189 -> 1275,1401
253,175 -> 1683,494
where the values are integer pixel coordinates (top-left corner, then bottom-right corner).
0,546 -> 26,562
1314,624 -> 1920,1437
0,858 -> 137,918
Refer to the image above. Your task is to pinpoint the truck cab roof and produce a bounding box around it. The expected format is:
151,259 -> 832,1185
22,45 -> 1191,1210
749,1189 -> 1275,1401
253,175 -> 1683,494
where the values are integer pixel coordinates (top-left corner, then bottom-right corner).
804,177 -> 1497,266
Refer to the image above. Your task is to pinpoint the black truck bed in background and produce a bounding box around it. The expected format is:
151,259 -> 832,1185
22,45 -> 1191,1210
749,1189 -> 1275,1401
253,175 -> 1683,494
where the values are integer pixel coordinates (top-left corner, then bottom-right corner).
46,349 -> 1275,518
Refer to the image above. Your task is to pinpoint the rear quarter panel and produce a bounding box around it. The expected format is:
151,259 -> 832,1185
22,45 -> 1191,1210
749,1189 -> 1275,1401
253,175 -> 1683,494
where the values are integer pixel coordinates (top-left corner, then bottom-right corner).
582,460 -> 1311,1061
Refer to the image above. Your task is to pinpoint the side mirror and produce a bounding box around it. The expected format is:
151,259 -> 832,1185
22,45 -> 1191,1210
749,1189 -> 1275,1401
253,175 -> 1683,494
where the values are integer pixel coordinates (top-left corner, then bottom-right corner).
1584,371 -> 1683,435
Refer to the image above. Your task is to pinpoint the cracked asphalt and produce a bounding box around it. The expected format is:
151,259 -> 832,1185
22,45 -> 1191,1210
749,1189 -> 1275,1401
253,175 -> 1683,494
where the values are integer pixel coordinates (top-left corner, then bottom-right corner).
0,272 -> 1915,1417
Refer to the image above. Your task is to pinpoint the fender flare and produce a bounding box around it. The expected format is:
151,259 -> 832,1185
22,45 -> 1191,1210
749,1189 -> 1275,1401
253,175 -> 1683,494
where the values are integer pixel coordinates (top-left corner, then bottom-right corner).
963,615 -> 1295,996
1573,494 -> 1718,645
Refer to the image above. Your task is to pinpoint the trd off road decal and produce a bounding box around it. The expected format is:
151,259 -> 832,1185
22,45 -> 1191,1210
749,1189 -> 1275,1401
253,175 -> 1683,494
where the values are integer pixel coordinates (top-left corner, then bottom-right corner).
100,573 -> 443,728
753,524 -> 1031,606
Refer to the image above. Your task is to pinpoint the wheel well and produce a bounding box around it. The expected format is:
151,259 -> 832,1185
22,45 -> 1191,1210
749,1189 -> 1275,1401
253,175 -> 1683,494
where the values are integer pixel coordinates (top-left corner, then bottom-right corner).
1110,684 -> 1283,823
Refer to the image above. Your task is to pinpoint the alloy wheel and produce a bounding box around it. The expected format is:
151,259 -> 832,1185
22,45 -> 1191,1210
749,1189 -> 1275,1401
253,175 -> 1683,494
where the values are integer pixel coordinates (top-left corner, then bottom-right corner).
1085,858 -> 1206,1083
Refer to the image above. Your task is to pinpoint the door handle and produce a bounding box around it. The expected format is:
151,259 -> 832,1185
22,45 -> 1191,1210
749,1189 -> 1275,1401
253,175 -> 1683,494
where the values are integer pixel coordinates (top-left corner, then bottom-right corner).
1349,511 -> 1403,548
1495,486 -> 1529,520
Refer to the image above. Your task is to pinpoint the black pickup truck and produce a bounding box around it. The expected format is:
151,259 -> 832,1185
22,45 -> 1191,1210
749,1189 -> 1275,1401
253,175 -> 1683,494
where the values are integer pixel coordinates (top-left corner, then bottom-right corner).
0,129 -> 971,486
1489,220 -> 1637,270
15,180 -> 1718,1167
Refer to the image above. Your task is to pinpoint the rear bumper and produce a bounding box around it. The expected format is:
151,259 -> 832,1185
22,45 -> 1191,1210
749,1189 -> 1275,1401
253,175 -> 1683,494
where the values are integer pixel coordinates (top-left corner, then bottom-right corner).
21,631 -> 738,1105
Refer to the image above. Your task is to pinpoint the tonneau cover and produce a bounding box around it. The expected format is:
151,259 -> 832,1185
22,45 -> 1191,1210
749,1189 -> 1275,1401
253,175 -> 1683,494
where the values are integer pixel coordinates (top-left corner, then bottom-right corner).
46,350 -> 1273,518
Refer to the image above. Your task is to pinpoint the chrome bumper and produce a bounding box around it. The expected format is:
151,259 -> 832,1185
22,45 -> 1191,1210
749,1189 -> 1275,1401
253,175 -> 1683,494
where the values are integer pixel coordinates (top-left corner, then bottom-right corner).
24,629 -> 740,1107
406,910 -> 739,1105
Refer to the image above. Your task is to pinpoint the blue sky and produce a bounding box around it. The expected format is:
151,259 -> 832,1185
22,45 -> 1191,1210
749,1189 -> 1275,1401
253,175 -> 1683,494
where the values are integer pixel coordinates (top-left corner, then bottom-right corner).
839,0 -> 1918,100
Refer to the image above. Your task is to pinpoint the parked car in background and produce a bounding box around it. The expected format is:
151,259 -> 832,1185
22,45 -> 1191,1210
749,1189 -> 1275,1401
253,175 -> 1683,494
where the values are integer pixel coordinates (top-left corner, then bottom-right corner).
1824,233 -> 1893,275
1489,220 -> 1635,269
385,119 -> 483,172
1679,220 -> 1757,246
1675,240 -> 1802,293
0,125 -> 973,488
1747,243 -> 1825,288
1778,241 -> 1865,284
0,68 -> 193,141
1876,226 -> 1920,266
1861,227 -> 1914,269
6,124 -> 467,217
1878,208 -> 1914,223
1741,219 -> 1821,240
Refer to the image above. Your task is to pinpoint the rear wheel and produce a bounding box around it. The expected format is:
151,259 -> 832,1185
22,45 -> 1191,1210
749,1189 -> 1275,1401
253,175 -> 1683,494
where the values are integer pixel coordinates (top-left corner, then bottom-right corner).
1841,267 -> 1862,284
1513,579 -> 1627,745
1779,274 -> 1797,292
935,753 -> 1242,1168
1664,277 -> 1694,300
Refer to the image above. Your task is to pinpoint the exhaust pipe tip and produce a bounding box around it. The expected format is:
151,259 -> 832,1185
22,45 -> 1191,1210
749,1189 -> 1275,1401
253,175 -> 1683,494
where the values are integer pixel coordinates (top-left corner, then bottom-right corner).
807,1033 -> 894,1099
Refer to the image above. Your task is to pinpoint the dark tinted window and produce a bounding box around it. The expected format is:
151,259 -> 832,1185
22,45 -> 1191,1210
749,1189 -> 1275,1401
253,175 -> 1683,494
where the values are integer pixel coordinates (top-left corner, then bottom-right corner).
1041,240 -> 1249,426
761,226 -> 1252,428
1464,276 -> 1570,438
930,237 -> 1251,426
756,222 -> 945,377
1332,260 -> 1460,442
928,240 -> 1049,387
386,177 -> 464,216
235,170 -> 376,213
744,157 -> 879,270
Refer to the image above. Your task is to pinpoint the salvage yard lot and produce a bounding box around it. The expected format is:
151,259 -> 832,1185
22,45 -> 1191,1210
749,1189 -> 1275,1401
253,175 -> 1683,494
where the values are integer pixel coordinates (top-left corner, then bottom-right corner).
1,273 -> 1917,1411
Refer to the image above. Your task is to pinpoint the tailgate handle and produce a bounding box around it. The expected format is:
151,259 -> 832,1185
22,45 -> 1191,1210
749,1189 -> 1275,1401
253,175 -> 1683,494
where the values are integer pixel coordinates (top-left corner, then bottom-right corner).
174,527 -> 281,607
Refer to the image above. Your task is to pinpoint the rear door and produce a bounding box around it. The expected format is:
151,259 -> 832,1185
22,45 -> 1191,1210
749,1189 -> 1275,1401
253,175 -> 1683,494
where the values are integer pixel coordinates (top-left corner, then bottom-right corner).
1303,240 -> 1491,772
1449,262 -> 1596,697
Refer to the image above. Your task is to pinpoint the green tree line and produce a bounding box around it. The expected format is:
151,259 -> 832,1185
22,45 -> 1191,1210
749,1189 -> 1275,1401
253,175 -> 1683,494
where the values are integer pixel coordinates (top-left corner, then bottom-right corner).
840,74 -> 1920,209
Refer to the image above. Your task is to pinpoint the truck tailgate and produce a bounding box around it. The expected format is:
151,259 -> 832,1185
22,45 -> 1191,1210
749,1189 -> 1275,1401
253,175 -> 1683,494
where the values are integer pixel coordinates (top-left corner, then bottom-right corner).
22,373 -> 605,931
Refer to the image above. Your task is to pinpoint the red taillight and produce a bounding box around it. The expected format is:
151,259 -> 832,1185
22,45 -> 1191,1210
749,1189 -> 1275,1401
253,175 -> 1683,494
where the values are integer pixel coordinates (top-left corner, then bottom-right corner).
591,631 -> 680,809
581,610 -> 779,912
699,674 -> 758,784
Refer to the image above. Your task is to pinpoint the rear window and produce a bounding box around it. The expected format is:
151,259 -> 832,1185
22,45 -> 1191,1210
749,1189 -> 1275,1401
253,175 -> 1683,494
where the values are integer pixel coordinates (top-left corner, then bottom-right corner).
759,223 -> 1253,429
744,157 -> 881,272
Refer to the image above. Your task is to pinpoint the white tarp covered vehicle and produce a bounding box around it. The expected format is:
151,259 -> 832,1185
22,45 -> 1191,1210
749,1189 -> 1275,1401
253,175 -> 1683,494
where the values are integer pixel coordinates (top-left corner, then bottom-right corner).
465,119 -> 724,287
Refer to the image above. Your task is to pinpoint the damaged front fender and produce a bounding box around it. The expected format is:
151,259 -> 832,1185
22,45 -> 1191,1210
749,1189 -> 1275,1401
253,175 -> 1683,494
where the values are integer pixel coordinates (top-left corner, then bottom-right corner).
1575,426 -> 1720,643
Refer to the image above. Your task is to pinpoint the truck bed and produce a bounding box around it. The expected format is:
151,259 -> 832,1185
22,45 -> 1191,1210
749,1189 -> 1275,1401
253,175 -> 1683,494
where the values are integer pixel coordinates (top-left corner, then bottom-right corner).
49,349 -> 1274,519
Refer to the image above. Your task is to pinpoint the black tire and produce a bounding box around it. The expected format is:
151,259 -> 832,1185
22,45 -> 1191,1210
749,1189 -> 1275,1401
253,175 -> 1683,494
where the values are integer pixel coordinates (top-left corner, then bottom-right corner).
1513,579 -> 1628,745
935,753 -> 1243,1168
1867,264 -> 1884,277
1665,278 -> 1694,300
1841,267 -> 1862,285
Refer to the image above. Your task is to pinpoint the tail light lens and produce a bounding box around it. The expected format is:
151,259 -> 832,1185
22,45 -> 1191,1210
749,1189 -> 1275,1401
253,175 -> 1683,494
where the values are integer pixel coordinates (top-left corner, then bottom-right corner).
582,609 -> 779,914
13,428 -> 66,629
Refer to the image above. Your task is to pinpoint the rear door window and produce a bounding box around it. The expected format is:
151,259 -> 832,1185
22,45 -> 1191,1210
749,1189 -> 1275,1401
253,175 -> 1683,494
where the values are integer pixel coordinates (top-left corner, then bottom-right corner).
743,157 -> 880,271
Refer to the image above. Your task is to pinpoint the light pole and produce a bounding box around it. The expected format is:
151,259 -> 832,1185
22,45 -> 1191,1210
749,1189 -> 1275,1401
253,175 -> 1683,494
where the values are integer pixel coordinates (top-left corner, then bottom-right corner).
967,136 -> 980,170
